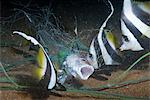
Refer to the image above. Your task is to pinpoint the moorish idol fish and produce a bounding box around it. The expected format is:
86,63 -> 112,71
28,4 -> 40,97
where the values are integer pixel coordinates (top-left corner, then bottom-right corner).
120,0 -> 150,51
88,0 -> 122,69
13,31 -> 57,90
89,0 -> 150,69
89,29 -> 122,69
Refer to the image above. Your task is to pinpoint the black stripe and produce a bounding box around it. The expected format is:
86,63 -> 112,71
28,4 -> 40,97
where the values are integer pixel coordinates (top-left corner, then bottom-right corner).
122,13 -> 150,50
132,3 -> 150,26
93,36 -> 104,67
102,31 -> 122,63
39,52 -> 56,90
39,56 -> 51,89
46,58 -> 52,88
39,57 -> 51,89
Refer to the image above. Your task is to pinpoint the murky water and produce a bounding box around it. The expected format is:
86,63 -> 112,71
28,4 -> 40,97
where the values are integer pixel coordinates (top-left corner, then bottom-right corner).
1,0 -> 150,99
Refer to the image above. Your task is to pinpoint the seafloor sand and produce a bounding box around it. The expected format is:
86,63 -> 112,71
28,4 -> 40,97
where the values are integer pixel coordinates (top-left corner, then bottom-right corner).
0,47 -> 150,100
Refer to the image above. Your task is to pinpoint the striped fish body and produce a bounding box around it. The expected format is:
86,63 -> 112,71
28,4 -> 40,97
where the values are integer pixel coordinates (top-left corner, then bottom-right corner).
34,47 -> 57,90
13,31 -> 57,90
120,0 -> 150,51
89,0 -> 150,69
89,29 -> 122,69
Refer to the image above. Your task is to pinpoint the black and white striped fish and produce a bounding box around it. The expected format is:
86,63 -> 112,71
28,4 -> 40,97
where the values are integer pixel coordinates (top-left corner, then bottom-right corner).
89,0 -> 150,69
120,0 -> 150,51
13,31 -> 57,90
89,29 -> 122,69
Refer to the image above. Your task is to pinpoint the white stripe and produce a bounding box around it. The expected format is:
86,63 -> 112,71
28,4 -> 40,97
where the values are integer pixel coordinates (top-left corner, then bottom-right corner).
89,39 -> 99,69
120,20 -> 143,51
97,0 -> 116,65
47,52 -> 56,89
123,0 -> 150,38
98,31 -> 114,65
41,51 -> 47,77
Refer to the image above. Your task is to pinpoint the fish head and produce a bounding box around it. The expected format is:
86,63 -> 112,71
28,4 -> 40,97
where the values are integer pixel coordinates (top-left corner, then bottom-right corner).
64,54 -> 94,80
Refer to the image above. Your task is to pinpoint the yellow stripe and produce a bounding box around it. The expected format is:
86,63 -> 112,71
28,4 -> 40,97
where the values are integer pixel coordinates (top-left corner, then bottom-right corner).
33,47 -> 47,80
37,48 -> 45,68
143,2 -> 150,9
34,68 -> 44,80
104,30 -> 119,48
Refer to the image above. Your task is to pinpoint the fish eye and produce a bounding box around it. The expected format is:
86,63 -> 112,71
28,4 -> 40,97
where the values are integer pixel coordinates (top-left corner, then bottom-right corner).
89,53 -> 93,58
122,35 -> 129,42
106,30 -> 110,32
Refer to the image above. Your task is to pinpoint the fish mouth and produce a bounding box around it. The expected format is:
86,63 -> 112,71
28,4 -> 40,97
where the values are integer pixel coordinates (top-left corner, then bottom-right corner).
79,65 -> 94,80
